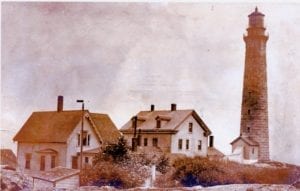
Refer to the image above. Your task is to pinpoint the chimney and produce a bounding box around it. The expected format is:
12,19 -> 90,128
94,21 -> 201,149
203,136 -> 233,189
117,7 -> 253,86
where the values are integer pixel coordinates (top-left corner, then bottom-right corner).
131,116 -> 137,137
171,103 -> 177,111
209,136 -> 214,147
57,95 -> 63,112
156,117 -> 161,128
150,104 -> 155,111
131,116 -> 138,152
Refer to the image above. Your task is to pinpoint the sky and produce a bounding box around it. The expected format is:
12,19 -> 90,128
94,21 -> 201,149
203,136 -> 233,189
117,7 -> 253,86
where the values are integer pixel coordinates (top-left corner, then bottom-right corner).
1,2 -> 300,165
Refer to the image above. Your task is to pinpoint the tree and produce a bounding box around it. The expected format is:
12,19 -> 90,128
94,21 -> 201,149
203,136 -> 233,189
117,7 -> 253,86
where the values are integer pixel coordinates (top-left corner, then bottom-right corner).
102,136 -> 129,162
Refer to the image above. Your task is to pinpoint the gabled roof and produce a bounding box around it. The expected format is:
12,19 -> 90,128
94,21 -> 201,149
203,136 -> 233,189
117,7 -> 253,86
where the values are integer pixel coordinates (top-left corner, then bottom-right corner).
89,113 -> 120,144
13,110 -> 120,144
230,136 -> 259,146
120,109 -> 211,136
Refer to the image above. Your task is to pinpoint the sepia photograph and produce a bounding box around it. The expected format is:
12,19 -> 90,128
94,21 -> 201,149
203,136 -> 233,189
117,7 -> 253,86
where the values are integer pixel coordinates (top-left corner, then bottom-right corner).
1,1 -> 300,190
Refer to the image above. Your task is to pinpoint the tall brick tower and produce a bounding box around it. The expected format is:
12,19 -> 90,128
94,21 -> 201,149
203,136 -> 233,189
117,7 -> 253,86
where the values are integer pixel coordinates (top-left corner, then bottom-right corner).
231,7 -> 270,162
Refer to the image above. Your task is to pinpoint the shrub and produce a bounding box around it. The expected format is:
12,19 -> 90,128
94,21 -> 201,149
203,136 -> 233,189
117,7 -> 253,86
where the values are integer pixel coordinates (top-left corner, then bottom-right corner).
93,136 -> 129,164
172,156 -> 300,187
81,161 -> 146,188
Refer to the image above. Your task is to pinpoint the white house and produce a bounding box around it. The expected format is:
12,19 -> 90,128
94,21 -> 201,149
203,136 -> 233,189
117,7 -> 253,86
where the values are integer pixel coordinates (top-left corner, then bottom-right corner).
120,104 -> 214,157
13,96 -> 121,173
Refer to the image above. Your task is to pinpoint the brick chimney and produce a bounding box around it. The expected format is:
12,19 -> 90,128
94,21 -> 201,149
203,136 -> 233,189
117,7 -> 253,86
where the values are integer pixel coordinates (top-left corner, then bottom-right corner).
150,104 -> 155,112
209,136 -> 214,147
57,95 -> 63,112
131,116 -> 138,151
171,103 -> 177,111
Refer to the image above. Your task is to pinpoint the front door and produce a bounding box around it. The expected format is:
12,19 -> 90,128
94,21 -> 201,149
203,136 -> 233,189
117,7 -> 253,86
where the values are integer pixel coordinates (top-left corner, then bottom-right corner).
72,156 -> 78,169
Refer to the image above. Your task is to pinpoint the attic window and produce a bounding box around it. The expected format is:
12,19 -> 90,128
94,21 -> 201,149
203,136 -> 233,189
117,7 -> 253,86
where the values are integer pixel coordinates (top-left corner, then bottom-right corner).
78,131 -> 90,146
189,123 -> 193,133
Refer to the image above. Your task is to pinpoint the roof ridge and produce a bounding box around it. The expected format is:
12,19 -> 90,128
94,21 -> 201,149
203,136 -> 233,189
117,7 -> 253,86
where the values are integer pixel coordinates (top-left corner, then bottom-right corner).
32,109 -> 90,113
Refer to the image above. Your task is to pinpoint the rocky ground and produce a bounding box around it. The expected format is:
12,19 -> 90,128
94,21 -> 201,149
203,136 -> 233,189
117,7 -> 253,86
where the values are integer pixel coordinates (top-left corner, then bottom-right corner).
0,168 -> 32,191
1,162 -> 299,191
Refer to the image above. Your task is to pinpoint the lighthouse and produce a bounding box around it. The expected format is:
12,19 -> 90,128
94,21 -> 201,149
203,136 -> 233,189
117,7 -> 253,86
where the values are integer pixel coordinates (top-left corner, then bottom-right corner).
231,7 -> 270,162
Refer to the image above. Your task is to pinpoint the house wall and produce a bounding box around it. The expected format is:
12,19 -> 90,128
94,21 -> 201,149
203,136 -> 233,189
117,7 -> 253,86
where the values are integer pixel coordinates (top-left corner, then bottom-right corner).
66,115 -> 101,168
232,139 -> 258,160
56,175 -> 80,189
171,115 -> 208,157
17,143 -> 67,172
124,133 -> 172,153
33,179 -> 54,190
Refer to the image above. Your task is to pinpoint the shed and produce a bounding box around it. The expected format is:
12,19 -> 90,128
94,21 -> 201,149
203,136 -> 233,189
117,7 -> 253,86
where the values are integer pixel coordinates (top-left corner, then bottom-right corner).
32,166 -> 80,190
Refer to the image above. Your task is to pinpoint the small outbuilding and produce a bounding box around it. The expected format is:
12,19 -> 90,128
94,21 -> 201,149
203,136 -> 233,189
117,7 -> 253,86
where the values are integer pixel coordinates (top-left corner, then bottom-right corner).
0,149 -> 17,170
32,166 -> 80,190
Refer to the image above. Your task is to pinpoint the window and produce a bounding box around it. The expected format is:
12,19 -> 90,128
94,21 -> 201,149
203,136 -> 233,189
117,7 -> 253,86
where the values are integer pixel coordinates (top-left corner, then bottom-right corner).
178,139 -> 183,150
247,127 -> 250,133
85,157 -> 89,164
137,135 -> 141,146
25,153 -> 31,169
77,134 -> 80,146
186,139 -> 189,150
248,109 -> 251,115
78,131 -> 90,146
72,156 -> 78,169
40,156 -> 46,171
51,155 -> 56,168
152,138 -> 158,147
144,138 -> 148,146
252,148 -> 255,154
198,140 -> 202,150
189,123 -> 193,133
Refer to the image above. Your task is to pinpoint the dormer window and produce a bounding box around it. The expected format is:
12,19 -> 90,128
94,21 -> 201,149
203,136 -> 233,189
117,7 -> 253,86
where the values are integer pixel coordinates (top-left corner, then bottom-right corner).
189,123 -> 193,133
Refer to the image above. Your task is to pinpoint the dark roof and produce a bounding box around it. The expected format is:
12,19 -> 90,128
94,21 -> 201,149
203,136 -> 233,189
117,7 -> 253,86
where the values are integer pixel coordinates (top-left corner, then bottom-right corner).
230,136 -> 259,146
13,110 -> 120,144
0,149 -> 17,168
249,7 -> 265,17
120,109 -> 211,136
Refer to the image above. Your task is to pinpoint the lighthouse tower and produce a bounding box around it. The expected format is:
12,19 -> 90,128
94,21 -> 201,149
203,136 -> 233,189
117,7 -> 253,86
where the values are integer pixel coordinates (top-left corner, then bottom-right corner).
231,7 -> 270,162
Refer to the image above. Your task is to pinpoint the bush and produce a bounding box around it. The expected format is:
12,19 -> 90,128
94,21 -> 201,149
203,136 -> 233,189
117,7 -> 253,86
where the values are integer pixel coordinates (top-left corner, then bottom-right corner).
172,156 -> 300,187
93,136 -> 129,164
81,161 -> 147,188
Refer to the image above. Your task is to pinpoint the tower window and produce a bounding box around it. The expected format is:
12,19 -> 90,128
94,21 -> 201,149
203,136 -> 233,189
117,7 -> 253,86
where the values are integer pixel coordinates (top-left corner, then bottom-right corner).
247,127 -> 250,133
248,109 -> 251,115
144,138 -> 148,146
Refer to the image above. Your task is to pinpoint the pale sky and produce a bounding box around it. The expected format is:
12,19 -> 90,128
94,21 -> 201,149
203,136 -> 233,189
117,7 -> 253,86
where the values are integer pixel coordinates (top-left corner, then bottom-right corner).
1,2 -> 300,165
